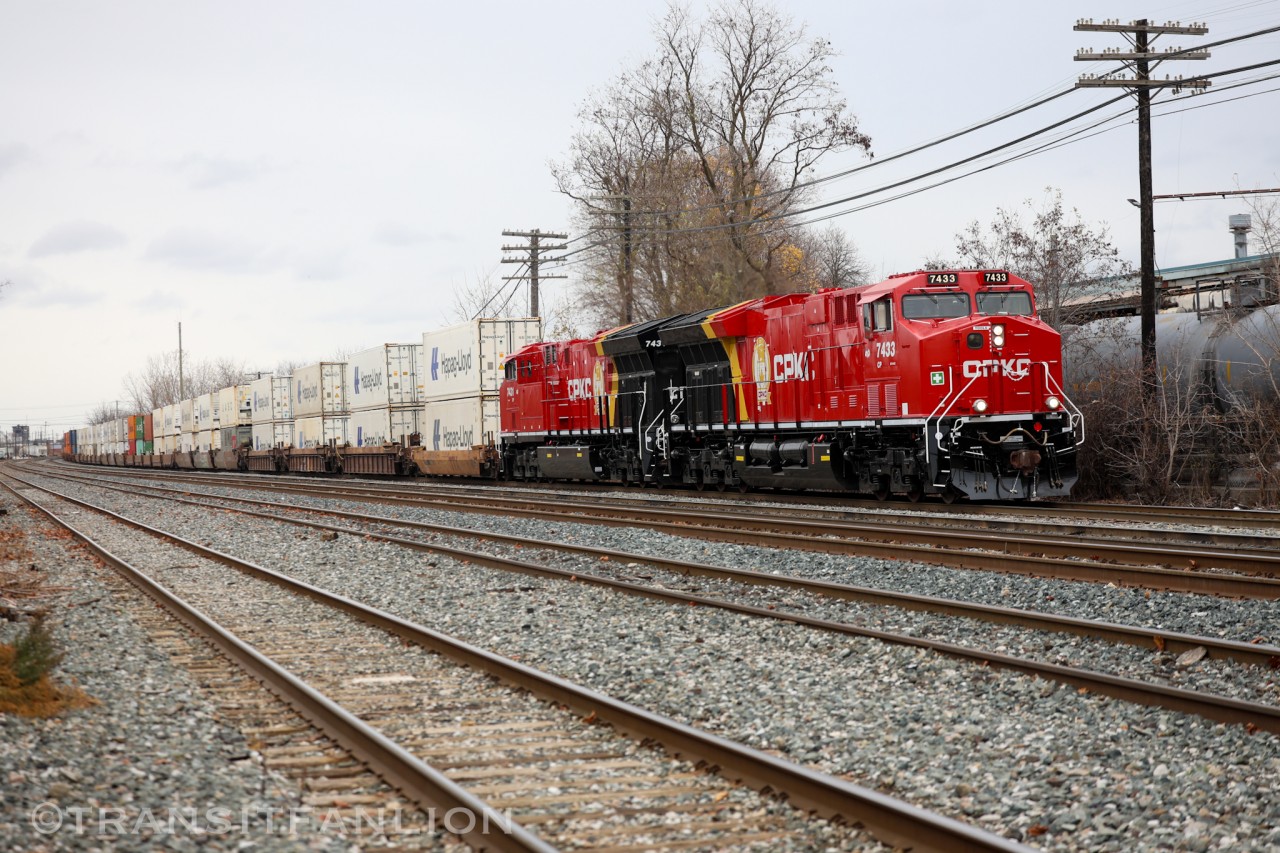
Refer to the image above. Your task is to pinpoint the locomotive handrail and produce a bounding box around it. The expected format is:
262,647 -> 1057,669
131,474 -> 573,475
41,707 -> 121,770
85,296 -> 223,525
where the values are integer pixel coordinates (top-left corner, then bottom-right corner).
923,368 -> 980,466
1040,362 -> 1086,447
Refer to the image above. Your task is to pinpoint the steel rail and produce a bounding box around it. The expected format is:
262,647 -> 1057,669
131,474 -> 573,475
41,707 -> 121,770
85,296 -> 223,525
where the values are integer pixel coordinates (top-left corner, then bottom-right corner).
33,464 -> 1280,598
0,471 -> 1032,853
75,462 -> 1280,551
0,477 -> 552,853
13,470 -> 1279,736
30,465 -> 1280,668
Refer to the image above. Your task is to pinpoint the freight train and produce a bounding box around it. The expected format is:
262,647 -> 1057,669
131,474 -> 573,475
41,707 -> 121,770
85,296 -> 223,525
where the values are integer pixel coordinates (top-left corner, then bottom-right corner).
63,270 -> 1081,501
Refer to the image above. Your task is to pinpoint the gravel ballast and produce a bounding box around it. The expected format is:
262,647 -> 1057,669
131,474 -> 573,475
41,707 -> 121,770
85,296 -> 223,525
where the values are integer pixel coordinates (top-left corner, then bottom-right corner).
21,468 -> 1280,851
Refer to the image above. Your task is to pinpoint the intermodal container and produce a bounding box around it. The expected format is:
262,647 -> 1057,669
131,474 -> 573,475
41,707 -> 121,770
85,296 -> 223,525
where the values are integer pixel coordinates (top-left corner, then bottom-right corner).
291,363 -> 347,419
219,425 -> 251,450
218,385 -> 252,426
293,415 -> 347,449
180,399 -> 195,434
137,440 -> 154,454
251,421 -> 292,450
345,344 -> 422,411
250,376 -> 293,424
195,429 -> 223,452
421,394 -> 500,452
196,392 -> 218,431
347,407 -> 421,447
143,413 -> 154,441
422,318 -> 541,402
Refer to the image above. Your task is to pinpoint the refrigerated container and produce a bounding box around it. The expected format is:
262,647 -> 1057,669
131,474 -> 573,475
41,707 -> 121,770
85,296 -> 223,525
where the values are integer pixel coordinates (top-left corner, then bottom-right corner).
292,363 -> 347,418
422,318 -> 541,401
347,407 -> 421,447
251,421 -> 293,450
250,376 -> 293,423
293,416 -> 347,449
196,392 -> 218,431
219,424 -> 251,450
194,430 -> 224,452
218,385 -> 252,426
345,344 -> 422,410
180,399 -> 195,434
422,394 -> 500,452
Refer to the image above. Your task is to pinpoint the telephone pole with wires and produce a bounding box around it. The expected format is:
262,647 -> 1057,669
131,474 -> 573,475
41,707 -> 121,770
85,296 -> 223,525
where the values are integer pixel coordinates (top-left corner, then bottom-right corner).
1074,17 -> 1209,384
501,229 -> 567,318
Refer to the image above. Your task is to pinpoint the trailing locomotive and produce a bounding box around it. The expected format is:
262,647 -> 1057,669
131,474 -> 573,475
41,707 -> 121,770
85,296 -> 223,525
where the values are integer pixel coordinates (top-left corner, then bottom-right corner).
500,270 -> 1081,501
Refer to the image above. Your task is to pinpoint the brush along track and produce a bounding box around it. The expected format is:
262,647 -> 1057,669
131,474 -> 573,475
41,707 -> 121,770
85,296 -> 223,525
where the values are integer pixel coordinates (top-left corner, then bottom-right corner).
16,467 -> 1280,735
45,462 -> 1280,599
0,471 -> 1029,853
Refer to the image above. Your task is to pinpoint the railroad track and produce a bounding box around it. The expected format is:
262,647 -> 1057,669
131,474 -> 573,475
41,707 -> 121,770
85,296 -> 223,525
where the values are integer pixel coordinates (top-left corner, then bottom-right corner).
2,468 -> 1032,852
12,466 -> 1278,735
39,461 -> 1280,598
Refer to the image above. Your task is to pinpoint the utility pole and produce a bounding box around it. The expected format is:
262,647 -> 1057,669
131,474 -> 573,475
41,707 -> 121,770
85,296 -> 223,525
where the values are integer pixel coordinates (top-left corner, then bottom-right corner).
178,321 -> 185,400
1074,17 -> 1209,385
501,229 -> 567,318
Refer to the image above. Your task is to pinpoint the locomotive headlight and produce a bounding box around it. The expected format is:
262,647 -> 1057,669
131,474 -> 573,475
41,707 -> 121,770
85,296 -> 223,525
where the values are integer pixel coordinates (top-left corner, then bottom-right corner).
1045,396 -> 1061,411
973,398 -> 989,413
992,323 -> 1006,348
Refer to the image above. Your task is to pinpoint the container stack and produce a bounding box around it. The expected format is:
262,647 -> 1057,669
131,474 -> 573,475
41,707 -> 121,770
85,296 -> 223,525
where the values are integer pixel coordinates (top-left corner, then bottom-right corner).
140,411 -> 154,455
195,391 -> 220,452
250,375 -> 293,450
292,362 -> 348,448
345,344 -> 422,447
421,318 -> 541,453
218,384 -> 252,450
179,398 -> 195,452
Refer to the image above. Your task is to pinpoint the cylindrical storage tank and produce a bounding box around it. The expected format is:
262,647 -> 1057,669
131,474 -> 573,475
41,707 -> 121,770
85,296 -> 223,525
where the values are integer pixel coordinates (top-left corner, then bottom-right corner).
1063,313 -> 1218,405
1210,303 -> 1280,412
292,363 -> 348,418
422,318 -> 542,402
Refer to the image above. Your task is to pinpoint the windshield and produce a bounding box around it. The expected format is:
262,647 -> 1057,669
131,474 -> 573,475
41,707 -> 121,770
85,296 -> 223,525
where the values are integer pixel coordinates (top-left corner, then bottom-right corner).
902,293 -> 970,320
977,291 -> 1034,316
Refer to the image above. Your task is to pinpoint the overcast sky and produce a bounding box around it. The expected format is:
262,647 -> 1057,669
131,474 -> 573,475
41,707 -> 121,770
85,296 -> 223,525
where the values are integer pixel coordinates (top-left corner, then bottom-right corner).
2,0 -> 1277,437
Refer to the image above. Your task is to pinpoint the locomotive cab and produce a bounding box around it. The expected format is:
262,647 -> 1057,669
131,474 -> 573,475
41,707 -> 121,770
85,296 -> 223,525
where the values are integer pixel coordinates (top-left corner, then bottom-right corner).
896,271 -> 1080,500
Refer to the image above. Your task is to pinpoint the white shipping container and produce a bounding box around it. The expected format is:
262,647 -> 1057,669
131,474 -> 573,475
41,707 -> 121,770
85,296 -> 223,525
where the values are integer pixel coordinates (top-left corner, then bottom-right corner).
218,385 -> 252,426
195,429 -> 223,452
347,407 -> 421,447
422,395 -> 500,452
292,363 -> 347,418
422,318 -> 541,402
250,376 -> 293,424
180,399 -> 195,434
294,416 -> 348,449
151,408 -> 164,438
179,432 -> 194,453
251,421 -> 293,450
196,392 -> 218,431
345,344 -> 422,411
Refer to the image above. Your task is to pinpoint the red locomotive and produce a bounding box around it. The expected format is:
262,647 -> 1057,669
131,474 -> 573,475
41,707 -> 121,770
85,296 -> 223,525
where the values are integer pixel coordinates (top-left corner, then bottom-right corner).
500,270 -> 1080,501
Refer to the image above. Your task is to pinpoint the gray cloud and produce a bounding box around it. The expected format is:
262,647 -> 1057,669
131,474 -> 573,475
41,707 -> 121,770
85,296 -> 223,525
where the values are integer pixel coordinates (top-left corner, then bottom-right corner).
145,228 -> 278,275
176,154 -> 270,190
0,143 -> 32,180
28,220 -> 128,257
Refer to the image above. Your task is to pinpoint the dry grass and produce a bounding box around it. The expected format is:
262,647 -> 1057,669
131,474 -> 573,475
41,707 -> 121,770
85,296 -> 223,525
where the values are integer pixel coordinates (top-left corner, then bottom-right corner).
0,617 -> 95,717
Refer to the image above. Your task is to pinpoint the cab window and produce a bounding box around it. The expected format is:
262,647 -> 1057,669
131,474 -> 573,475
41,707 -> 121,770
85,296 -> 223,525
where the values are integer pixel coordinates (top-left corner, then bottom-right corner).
862,297 -> 893,333
977,291 -> 1034,316
902,293 -> 970,320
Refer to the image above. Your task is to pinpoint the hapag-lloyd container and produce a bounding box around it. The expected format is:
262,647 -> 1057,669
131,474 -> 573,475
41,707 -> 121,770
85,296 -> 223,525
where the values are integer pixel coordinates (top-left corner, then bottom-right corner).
422,318 -> 541,402
345,344 -> 422,411
196,392 -> 218,431
250,376 -> 292,424
347,407 -> 421,447
251,422 -> 292,450
292,363 -> 347,419
422,395 -> 500,452
293,416 -> 347,449
218,385 -> 252,426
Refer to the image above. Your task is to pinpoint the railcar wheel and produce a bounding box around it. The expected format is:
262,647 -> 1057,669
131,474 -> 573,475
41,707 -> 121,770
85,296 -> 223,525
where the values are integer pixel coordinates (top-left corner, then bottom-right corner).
737,481 -> 751,494
873,487 -> 890,502
907,489 -> 923,503
715,479 -> 727,492
941,487 -> 959,504
694,472 -> 706,491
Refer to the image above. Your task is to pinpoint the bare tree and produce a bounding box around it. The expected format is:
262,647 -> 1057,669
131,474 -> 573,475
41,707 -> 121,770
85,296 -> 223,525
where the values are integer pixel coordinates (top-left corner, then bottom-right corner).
448,266 -> 514,322
123,352 -> 248,412
554,0 -> 872,326
86,402 -> 121,425
802,226 -> 871,290
955,187 -> 1132,329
